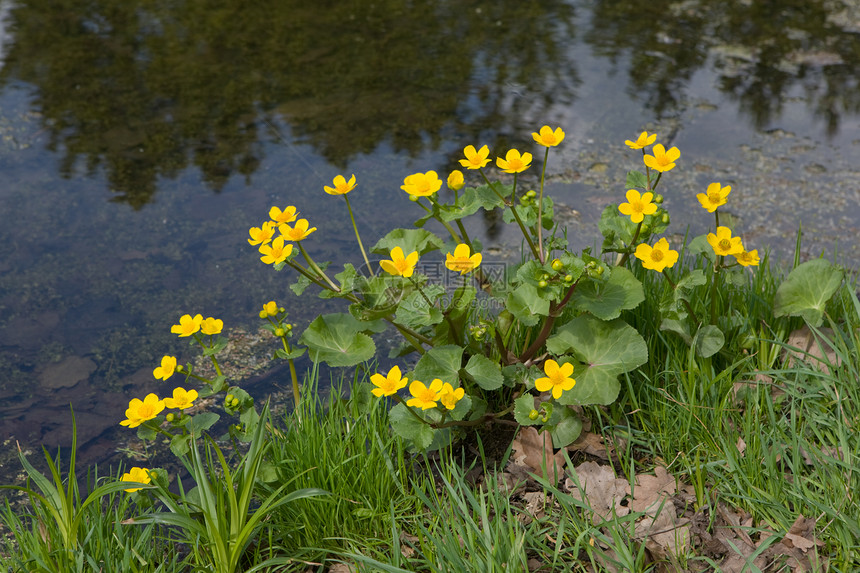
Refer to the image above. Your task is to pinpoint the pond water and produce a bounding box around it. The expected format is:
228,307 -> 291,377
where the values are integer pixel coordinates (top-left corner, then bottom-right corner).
0,0 -> 858,467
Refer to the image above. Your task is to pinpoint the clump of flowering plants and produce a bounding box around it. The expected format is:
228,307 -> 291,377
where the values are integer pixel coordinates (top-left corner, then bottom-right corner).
247,127 -> 844,451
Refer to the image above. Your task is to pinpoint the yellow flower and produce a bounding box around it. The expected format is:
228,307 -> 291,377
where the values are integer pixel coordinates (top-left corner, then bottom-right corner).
120,467 -> 152,493
201,317 -> 223,335
634,238 -> 679,273
445,243 -> 482,275
734,249 -> 760,267
696,182 -> 731,213
248,221 -> 276,246
459,145 -> 491,170
438,383 -> 465,410
625,131 -> 657,149
447,170 -> 465,191
324,174 -> 356,196
119,393 -> 165,428
534,359 -> 576,400
707,226 -> 744,257
268,206 -> 298,225
370,365 -> 408,397
401,171 -> 442,197
164,387 -> 199,410
259,236 -> 293,265
496,149 -> 532,174
532,125 -> 565,147
279,219 -> 317,242
153,355 -> 177,381
262,301 -> 279,317
171,314 -> 203,337
618,189 -> 658,223
643,144 -> 680,173
407,379 -> 443,410
380,247 -> 419,278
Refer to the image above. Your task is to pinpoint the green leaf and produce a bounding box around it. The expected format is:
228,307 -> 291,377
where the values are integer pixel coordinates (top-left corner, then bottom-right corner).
694,324 -> 724,358
463,354 -> 503,390
412,345 -> 464,386
505,284 -> 550,326
546,316 -> 648,405
660,317 -> 692,345
572,266 -> 644,320
395,285 -> 445,328
774,259 -> 843,327
136,425 -> 157,441
290,273 -> 313,296
371,228 -> 444,257
189,412 -> 220,433
448,394 -> 472,421
299,313 -> 377,367
625,170 -> 648,189
389,403 -> 435,451
598,204 -> 637,248
550,408 -> 583,448
274,346 -> 306,361
514,394 -> 542,426
170,434 -> 191,457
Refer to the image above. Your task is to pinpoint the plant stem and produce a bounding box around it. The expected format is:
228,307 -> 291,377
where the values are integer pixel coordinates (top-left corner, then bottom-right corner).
343,194 -> 373,276
519,281 -> 579,363
299,243 -> 339,292
478,168 -> 540,259
537,146 -> 549,264
616,221 -> 644,267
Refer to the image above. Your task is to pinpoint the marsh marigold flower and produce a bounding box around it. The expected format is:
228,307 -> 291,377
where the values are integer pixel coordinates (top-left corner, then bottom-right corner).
447,170 -> 465,191
532,126 -> 565,147
407,379 -> 443,410
401,171 -> 442,197
625,131 -> 657,150
459,145 -> 491,170
634,238 -> 679,273
164,387 -> 198,410
153,355 -> 177,381
697,182 -> 731,213
268,206 -> 298,225
438,383 -> 465,410
259,236 -> 293,265
200,317 -> 223,335
618,189 -> 658,223
171,314 -> 203,337
380,247 -> 419,278
643,144 -> 680,173
120,393 -> 165,428
445,243 -> 482,275
121,467 -> 152,493
534,359 -> 576,400
324,174 -> 356,196
248,221 -> 276,246
262,301 -> 279,317
370,365 -> 408,397
707,226 -> 744,257
734,249 -> 760,267
279,219 -> 317,242
496,149 -> 532,173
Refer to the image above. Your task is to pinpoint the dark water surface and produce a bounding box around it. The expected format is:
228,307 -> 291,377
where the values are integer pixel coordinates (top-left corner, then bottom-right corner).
0,0 -> 858,466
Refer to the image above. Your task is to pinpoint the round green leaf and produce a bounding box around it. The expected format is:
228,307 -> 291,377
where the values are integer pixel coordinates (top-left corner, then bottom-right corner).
572,266 -> 645,320
299,313 -> 378,367
463,354 -> 503,390
774,259 -> 843,327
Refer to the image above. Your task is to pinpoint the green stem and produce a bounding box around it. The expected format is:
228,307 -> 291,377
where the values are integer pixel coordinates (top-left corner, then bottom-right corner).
616,221 -> 644,267
663,270 -> 700,327
519,281 -> 579,363
476,169 -> 540,259
280,337 -> 301,407
299,243 -> 339,292
537,146 -> 549,263
409,276 -> 461,346
426,195 -> 463,243
710,255 -> 722,325
343,194 -> 373,276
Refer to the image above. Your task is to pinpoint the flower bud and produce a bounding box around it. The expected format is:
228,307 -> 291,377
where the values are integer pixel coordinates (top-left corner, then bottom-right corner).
662,213 -> 670,224
225,394 -> 234,403
640,223 -> 651,234
409,195 -> 419,202
259,310 -> 268,319
541,273 -> 549,281
274,328 -> 285,337
551,259 -> 563,271
654,194 -> 664,204
231,397 -> 239,407
526,190 -> 537,198
528,409 -> 540,420
564,274 -> 574,283
538,280 -> 548,288
176,364 -> 184,372
165,413 -> 175,422
541,415 -> 549,423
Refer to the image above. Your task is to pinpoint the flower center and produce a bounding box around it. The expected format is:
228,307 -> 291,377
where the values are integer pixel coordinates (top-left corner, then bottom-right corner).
139,404 -> 154,418
708,192 -> 721,204
719,239 -> 731,251
632,201 -> 645,214
651,249 -> 664,262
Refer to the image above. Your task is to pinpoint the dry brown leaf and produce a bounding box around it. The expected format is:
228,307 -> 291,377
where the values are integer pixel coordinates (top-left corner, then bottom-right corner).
328,564 -> 356,573
783,515 -> 820,552
568,431 -> 612,460
510,427 -> 565,481
784,325 -> 841,374
627,466 -> 676,513
638,508 -> 691,559
736,436 -> 746,457
565,461 -> 630,525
